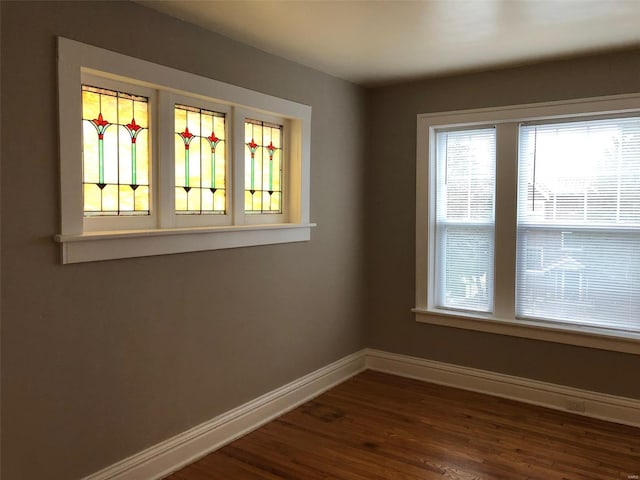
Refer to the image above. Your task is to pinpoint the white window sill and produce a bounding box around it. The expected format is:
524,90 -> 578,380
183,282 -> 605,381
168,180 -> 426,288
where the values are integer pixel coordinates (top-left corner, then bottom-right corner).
412,308 -> 640,355
55,223 -> 316,264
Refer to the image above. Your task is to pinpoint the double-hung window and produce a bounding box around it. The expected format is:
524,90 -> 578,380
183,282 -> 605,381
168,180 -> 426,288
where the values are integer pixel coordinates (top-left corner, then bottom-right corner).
56,38 -> 313,263
516,118 -> 640,331
416,94 -> 640,354
434,128 -> 496,313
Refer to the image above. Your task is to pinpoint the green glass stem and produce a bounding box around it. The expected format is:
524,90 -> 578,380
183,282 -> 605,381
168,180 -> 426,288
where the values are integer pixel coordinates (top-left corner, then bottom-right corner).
131,142 -> 137,185
98,138 -> 104,184
211,150 -> 216,189
185,148 -> 190,188
250,154 -> 255,191
269,157 -> 273,192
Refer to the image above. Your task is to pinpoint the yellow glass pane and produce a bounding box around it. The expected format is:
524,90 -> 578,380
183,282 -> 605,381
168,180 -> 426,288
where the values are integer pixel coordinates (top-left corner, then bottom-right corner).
174,106 -> 228,213
189,137 -> 202,188
271,191 -> 281,212
262,157 -> 270,187
175,187 -> 187,211
84,183 -> 101,211
271,126 -> 281,148
263,126 -> 272,148
134,100 -> 148,128
272,150 -> 281,191
187,188 -> 201,211
103,127 -> 119,184
214,189 -> 225,212
82,86 -> 150,216
102,185 -> 119,211
253,124 -> 263,145
255,147 -> 264,185
201,148 -> 212,188
118,125 -> 133,186
136,130 -> 150,185
245,122 -> 252,143
187,109 -> 200,137
214,116 -> 225,139
201,188 -> 214,211
83,121 -> 99,183
118,96 -> 134,127
245,190 -> 253,211
201,112 -> 213,140
101,94 -> 118,126
82,90 -> 100,120
245,146 -> 252,187
175,134 -> 186,187
134,186 -> 149,211
175,107 -> 187,131
214,142 -> 226,189
262,191 -> 271,210
119,185 -> 134,211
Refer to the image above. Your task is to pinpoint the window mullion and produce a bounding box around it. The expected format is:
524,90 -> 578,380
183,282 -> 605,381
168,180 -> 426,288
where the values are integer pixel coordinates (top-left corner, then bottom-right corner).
493,123 -> 519,319
157,91 -> 175,229
232,107 -> 246,226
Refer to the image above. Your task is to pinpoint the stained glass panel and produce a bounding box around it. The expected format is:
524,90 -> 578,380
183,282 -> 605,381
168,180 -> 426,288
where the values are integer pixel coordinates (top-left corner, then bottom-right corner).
175,104 -> 226,214
244,120 -> 283,213
81,85 -> 150,216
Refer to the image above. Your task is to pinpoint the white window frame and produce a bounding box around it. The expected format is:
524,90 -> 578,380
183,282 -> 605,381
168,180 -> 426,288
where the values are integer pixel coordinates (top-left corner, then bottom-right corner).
237,110 -> 290,225
166,94 -> 232,229
56,37 -> 313,264
80,74 -> 158,232
433,127 -> 497,314
415,93 -> 640,355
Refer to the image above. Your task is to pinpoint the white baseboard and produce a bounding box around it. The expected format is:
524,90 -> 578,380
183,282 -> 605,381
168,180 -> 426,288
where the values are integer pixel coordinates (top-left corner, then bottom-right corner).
83,350 -> 367,480
83,347 -> 639,480
365,348 -> 640,428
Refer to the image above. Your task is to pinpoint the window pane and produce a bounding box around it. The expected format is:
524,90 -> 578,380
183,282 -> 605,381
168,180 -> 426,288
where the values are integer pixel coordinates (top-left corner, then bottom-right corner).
81,85 -> 150,216
245,120 -> 283,214
437,225 -> 494,312
434,128 -> 496,313
517,117 -> 640,332
175,104 -> 226,214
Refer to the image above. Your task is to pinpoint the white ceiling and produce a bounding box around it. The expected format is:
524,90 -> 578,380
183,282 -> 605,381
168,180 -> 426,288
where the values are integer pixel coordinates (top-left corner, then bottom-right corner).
140,0 -> 640,86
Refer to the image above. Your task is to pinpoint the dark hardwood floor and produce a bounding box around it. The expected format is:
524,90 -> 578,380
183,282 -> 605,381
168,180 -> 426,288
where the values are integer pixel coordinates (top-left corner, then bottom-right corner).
165,370 -> 640,479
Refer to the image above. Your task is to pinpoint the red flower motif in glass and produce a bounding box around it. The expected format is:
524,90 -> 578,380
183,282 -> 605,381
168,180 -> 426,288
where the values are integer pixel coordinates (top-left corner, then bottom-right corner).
125,118 -> 143,143
266,141 -> 276,159
179,127 -> 194,149
207,132 -> 220,151
247,138 -> 259,156
92,113 -> 109,128
90,113 -> 110,139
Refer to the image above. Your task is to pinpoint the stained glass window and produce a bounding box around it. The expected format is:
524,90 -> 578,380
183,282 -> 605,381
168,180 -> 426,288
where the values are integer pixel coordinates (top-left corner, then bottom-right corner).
81,85 -> 150,216
245,120 -> 283,213
175,105 -> 227,214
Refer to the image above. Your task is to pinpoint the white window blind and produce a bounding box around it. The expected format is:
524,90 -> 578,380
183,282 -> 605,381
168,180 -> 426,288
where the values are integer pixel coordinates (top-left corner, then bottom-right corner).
517,117 -> 640,332
435,128 -> 496,313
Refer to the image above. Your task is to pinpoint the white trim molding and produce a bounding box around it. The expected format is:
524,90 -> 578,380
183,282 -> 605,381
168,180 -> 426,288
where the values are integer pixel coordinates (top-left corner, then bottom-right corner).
366,349 -> 640,428
82,350 -> 366,480
55,223 -> 316,264
413,308 -> 640,356
57,37 -> 313,263
415,92 -> 640,354
81,348 -> 640,480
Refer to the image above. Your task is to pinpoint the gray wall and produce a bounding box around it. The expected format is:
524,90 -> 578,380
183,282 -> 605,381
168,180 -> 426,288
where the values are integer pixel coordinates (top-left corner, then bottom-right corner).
0,2 -> 367,479
3,1 -> 640,479
366,49 -> 640,400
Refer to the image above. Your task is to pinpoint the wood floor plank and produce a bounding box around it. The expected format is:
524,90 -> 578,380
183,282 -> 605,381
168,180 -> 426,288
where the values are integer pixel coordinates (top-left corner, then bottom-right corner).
164,370 -> 640,480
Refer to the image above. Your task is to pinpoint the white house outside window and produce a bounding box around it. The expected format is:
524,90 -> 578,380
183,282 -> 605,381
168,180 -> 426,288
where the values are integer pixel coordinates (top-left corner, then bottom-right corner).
516,118 -> 640,332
